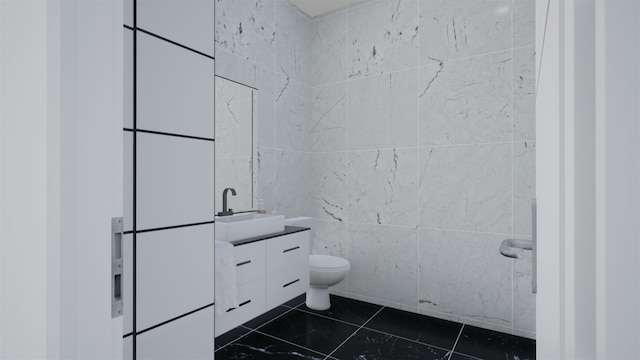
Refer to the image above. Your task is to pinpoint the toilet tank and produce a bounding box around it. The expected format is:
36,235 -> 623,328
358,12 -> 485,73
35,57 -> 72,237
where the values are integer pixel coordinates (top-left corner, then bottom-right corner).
284,217 -> 315,253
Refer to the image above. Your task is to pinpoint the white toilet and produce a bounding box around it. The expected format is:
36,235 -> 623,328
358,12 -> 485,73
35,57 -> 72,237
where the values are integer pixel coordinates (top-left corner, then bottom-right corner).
285,217 -> 350,311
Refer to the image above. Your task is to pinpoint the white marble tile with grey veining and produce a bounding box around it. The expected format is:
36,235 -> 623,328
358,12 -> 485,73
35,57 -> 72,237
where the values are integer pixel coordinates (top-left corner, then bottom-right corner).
419,229 -> 513,328
311,83 -> 347,152
311,11 -> 347,86
348,68 -> 419,150
274,150 -> 312,217
419,51 -> 512,146
419,143 -> 512,233
215,156 -> 254,213
256,68 -> 276,148
275,0 -> 312,84
310,152 -> 347,222
513,46 -> 536,141
214,48 -> 259,89
215,0 -> 276,70
419,0 -> 511,63
348,222 -> 419,307
348,0 -> 419,78
513,140 -> 535,236
256,146 -> 276,212
348,148 -> 419,227
513,0 -> 536,47
514,246 -> 536,334
275,75 -> 312,151
215,79 -> 254,159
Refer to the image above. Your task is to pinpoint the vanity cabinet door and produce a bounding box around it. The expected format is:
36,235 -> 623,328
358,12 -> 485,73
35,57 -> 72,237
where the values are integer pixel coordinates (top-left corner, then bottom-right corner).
137,0 -> 214,57
234,241 -> 266,286
265,231 -> 310,310
266,231 -> 310,274
215,277 -> 266,336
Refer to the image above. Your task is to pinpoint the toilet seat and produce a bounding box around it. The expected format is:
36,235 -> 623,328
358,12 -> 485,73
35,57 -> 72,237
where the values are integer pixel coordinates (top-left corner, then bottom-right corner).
309,254 -> 350,272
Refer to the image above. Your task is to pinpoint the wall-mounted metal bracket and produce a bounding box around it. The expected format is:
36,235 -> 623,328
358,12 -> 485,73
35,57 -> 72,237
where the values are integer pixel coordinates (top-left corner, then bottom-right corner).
111,217 -> 123,318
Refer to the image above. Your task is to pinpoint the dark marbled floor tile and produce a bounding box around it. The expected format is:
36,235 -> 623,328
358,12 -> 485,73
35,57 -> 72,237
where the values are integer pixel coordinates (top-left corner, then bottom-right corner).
258,308 -> 359,354
449,352 -> 482,360
214,331 -> 327,360
454,325 -> 536,360
331,328 -> 452,360
215,326 -> 252,350
242,305 -> 292,330
283,294 -> 306,308
297,295 -> 383,326
364,307 -> 462,349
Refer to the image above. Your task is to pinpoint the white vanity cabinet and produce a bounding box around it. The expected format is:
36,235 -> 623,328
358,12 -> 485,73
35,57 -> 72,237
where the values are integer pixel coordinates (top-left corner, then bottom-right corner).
215,228 -> 310,336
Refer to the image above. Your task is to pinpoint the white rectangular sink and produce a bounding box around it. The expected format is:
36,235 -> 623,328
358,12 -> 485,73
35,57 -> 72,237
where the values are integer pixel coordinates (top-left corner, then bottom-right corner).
215,213 -> 285,242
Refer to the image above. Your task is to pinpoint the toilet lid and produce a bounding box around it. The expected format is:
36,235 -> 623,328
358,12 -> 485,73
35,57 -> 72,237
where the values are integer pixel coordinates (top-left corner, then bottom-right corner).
309,254 -> 350,271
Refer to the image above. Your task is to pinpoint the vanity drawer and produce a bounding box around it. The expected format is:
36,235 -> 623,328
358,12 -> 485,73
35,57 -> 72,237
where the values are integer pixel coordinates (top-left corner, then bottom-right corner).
265,261 -> 309,310
266,231 -> 310,274
215,277 -> 265,336
234,241 -> 265,286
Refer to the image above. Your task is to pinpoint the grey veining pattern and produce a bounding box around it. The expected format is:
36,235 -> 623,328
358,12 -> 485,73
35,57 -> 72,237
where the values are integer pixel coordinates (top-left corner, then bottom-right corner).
311,83 -> 347,152
513,141 -> 535,236
215,0 -> 276,70
419,229 -> 512,327
276,0 -> 312,83
256,67 -> 277,148
419,143 -> 512,233
513,0 -> 536,47
348,0 -> 419,78
311,11 -> 347,86
349,69 -> 419,150
275,75 -> 312,151
348,223 -> 419,306
275,150 -> 312,218
311,152 -> 347,222
419,51 -> 512,146
513,46 -> 536,141
349,148 -> 419,227
256,146 -> 276,212
419,0 -> 511,63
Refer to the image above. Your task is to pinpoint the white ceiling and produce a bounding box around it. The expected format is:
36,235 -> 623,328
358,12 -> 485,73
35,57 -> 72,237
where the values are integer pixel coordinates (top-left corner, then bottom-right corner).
289,0 -> 362,17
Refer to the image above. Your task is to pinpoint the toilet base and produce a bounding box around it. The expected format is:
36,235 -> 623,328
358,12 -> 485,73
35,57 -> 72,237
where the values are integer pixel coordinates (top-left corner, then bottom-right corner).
305,286 -> 331,311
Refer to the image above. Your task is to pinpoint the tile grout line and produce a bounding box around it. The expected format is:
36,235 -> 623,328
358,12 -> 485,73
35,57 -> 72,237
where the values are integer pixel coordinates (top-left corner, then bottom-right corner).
324,305 -> 387,359
215,305 -> 298,352
252,328 -> 332,359
448,324 -> 465,359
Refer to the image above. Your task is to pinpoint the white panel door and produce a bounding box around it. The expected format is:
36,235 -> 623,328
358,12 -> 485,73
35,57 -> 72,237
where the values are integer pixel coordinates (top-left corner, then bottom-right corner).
136,224 -> 215,331
136,32 -> 215,138
137,0 -> 215,57
137,307 -> 214,360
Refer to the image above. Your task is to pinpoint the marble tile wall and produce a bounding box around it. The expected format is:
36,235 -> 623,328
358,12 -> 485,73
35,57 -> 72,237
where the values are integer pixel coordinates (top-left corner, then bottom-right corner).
216,0 -> 536,339
215,0 -> 314,218
308,0 -> 536,339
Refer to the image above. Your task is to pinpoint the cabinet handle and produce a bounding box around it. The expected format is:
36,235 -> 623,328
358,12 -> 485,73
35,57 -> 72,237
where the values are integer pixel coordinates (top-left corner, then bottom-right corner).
237,260 -> 251,267
283,279 -> 300,288
283,246 -> 300,253
225,299 -> 252,313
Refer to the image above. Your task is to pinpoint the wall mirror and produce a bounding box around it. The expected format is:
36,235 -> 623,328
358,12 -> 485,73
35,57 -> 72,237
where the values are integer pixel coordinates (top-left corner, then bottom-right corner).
214,76 -> 257,213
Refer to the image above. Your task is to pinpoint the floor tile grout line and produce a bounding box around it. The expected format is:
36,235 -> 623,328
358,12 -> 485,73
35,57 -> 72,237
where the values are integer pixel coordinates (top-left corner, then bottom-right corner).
324,306 -> 387,359
448,324 -> 465,360
292,304 -> 384,329
252,328 -> 331,359
215,305 -> 299,352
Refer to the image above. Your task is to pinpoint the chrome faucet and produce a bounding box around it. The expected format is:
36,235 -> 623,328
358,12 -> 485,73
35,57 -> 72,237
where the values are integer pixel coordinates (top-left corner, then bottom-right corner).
218,188 -> 237,216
